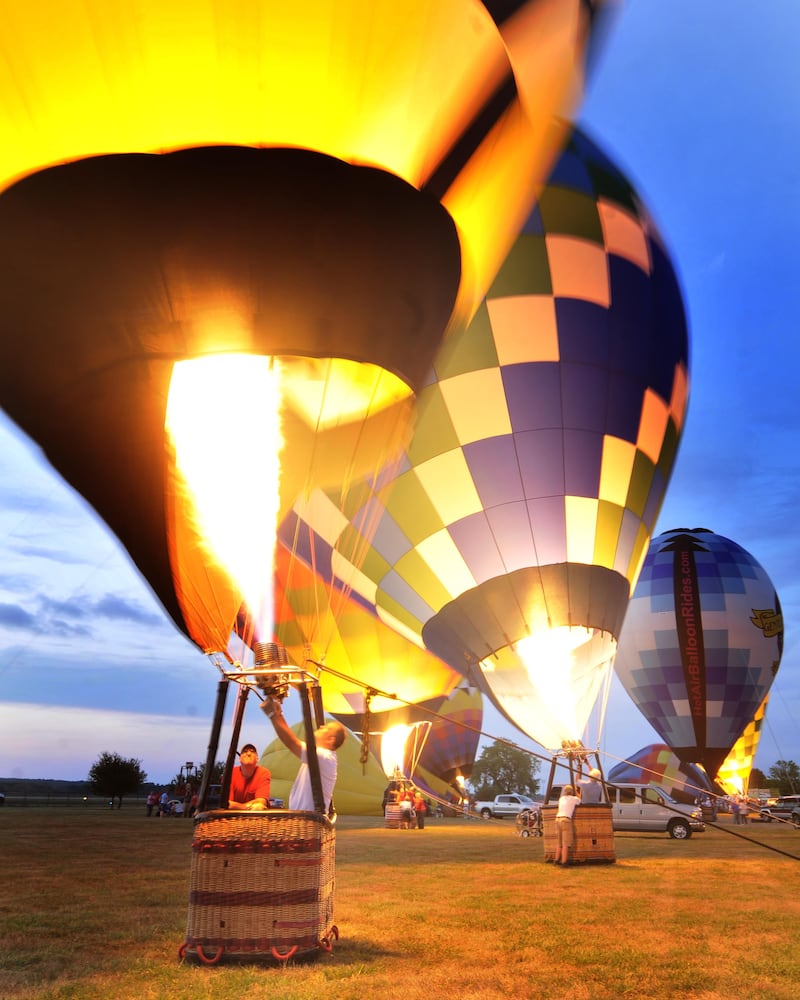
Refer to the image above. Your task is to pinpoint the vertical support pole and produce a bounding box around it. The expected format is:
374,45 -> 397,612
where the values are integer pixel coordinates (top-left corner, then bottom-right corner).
197,678 -> 229,813
221,683 -> 251,808
299,682 -> 325,814
311,682 -> 325,727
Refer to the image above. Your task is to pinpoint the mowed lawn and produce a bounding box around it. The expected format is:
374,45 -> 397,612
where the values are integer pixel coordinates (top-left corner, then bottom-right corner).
1,806 -> 798,1000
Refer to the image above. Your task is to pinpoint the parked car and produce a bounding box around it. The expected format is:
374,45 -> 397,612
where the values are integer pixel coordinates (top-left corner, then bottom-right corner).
759,794 -> 800,826
474,793 -> 539,820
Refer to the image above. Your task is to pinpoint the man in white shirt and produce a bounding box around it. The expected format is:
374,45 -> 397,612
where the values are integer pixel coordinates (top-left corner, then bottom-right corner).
553,784 -> 582,865
261,698 -> 345,813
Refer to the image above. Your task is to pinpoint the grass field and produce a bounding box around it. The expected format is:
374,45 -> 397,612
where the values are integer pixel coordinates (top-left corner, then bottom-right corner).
1,806 -> 798,999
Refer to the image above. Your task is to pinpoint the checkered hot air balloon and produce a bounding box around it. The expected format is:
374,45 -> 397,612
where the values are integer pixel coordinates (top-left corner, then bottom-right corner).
614,529 -> 783,777
292,125 -> 689,750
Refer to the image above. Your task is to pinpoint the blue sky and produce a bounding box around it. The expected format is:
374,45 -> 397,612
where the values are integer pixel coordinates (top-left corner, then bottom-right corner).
1,1 -> 798,785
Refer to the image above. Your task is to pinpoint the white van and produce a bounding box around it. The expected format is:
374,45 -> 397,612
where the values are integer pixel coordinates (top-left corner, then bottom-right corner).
608,784 -> 705,839
548,783 -> 705,839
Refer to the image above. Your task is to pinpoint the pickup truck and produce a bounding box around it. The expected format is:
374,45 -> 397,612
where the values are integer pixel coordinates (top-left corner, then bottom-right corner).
474,793 -> 539,819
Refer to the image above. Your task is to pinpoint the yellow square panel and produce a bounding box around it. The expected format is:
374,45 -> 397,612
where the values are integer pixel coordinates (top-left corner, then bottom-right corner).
292,488 -> 348,548
598,435 -> 636,506
414,447 -> 484,527
487,295 -> 560,364
593,501 -> 624,570
565,495 -> 599,565
376,606 -> 427,648
416,527 -> 477,600
598,199 -> 651,274
439,366 -> 512,445
636,388 -> 670,464
545,235 -> 610,307
330,552 -> 379,605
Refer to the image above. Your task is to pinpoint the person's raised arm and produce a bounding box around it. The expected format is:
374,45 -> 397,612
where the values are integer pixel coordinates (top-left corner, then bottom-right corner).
261,698 -> 302,758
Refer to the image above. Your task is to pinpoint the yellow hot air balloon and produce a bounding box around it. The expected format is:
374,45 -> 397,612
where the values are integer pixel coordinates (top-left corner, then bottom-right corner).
0,1 -> 610,657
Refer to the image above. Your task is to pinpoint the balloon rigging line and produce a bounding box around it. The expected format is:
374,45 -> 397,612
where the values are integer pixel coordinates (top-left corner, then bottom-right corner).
248,657 -> 800,861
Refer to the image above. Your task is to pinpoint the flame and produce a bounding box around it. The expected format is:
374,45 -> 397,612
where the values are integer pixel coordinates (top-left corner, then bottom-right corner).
380,724 -> 414,779
480,626 -> 616,747
166,353 -> 284,638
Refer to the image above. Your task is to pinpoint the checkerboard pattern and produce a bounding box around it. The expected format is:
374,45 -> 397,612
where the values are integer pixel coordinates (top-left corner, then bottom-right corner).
614,529 -> 783,773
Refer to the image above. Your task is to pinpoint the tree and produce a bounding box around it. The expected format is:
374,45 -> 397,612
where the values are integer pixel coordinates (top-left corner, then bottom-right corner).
748,767 -> 767,791
766,760 -> 800,795
468,741 -> 540,799
88,752 -> 147,809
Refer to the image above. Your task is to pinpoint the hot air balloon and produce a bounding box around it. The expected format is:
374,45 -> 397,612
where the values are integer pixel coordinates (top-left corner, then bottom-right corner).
613,528 -> 784,777
287,125 -> 690,751
0,2 -> 611,660
607,744 -> 716,804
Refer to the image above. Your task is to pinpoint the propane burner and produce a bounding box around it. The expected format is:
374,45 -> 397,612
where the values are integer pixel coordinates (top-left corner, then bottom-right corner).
253,641 -> 290,700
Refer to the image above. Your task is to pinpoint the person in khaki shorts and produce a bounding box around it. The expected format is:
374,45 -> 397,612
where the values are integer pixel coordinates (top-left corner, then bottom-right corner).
553,785 -> 581,865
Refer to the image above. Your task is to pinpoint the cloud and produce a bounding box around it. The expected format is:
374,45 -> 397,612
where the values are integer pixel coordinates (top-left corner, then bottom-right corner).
0,702 -> 245,784
0,602 -> 37,630
91,594 -> 164,626
6,541 -> 99,566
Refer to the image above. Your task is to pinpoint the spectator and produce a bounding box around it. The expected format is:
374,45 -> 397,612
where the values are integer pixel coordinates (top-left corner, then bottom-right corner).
412,789 -> 427,830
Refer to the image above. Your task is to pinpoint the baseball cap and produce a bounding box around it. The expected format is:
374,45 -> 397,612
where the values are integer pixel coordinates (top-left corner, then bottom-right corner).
239,743 -> 258,755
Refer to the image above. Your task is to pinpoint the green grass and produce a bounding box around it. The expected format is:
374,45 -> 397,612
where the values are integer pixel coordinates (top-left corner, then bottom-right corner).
1,807 -> 798,999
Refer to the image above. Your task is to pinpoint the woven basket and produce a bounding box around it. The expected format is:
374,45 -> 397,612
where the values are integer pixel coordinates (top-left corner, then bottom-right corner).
541,804 -> 616,864
183,809 -> 336,962
384,803 -> 402,829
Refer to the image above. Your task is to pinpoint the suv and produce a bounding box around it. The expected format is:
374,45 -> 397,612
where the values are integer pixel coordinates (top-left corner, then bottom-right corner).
759,795 -> 800,826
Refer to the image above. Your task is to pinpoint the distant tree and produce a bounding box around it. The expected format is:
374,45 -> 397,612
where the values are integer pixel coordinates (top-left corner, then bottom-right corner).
766,760 -> 800,795
88,752 -> 147,809
748,767 -> 767,791
468,741 -> 540,799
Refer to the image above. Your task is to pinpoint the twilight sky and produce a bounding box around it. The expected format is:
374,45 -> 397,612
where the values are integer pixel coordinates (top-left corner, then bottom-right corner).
1,1 -> 798,786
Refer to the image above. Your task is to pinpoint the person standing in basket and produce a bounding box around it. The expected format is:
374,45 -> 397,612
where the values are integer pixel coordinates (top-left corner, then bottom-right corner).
553,784 -> 582,866
228,743 -> 271,811
261,698 -> 345,812
578,767 -> 603,804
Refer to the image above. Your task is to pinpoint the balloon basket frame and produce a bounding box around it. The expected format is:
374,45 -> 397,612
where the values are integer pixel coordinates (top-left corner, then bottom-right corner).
540,747 -> 616,864
180,809 -> 338,965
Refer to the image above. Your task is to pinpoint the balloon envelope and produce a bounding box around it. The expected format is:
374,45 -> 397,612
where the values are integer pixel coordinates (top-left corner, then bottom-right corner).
295,125 -> 689,749
0,3 -> 609,658
614,528 -> 784,776
608,744 -> 715,803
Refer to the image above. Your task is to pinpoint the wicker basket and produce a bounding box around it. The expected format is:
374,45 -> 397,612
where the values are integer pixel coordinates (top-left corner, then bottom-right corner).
183,809 -> 337,963
541,804 -> 616,864
384,803 -> 402,829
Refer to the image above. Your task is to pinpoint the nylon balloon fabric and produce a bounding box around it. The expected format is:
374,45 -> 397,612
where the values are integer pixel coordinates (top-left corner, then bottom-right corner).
614,528 -> 783,777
